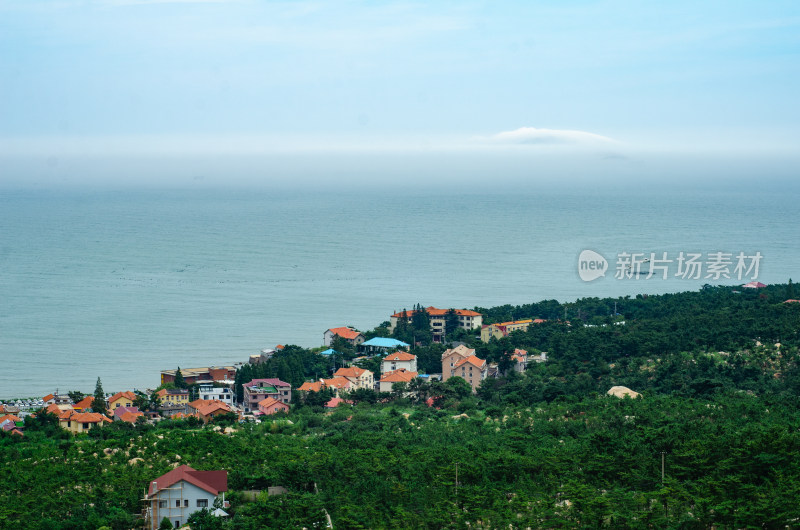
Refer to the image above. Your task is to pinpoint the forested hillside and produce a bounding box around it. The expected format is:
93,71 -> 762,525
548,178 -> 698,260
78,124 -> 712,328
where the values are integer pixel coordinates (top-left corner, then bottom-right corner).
3,282 -> 800,528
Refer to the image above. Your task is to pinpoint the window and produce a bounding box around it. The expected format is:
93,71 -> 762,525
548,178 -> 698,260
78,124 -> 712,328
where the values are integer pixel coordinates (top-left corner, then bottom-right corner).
197,499 -> 208,508
83,423 -> 90,429
174,521 -> 180,529
184,500 -> 189,507
175,500 -> 180,507
159,500 -> 167,508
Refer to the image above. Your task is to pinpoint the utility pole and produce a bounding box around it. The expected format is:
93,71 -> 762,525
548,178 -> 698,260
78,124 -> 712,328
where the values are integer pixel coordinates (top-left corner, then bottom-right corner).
455,462 -> 459,499
660,451 -> 667,521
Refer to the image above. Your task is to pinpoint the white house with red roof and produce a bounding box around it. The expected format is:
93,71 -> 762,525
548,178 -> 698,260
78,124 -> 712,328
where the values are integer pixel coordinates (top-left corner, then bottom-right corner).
379,369 -> 419,393
381,351 -> 417,374
323,326 -> 365,347
146,465 -> 227,529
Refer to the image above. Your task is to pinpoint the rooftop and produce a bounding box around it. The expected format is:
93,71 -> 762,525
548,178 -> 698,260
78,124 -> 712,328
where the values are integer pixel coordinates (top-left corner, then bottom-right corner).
362,337 -> 410,348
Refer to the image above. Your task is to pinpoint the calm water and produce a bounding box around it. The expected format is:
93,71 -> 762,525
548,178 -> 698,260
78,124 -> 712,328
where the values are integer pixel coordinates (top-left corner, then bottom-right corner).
1,186 -> 798,398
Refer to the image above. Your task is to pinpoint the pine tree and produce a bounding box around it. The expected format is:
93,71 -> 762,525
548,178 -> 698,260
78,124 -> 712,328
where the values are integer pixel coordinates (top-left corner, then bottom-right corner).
174,367 -> 187,389
93,377 -> 107,414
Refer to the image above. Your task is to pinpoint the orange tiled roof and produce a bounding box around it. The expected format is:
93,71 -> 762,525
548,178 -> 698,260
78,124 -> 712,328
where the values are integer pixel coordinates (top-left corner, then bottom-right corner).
73,396 -> 95,411
0,414 -> 21,424
258,397 -> 288,409
298,381 -> 323,392
442,345 -> 476,359
69,412 -> 112,424
384,351 -> 416,361
334,367 -> 368,378
380,369 -> 418,383
108,391 -> 137,404
323,376 -> 351,389
327,327 -> 362,340
454,355 -> 486,369
784,299 -> 800,303
119,411 -> 144,424
43,394 -> 55,402
189,399 -> 231,417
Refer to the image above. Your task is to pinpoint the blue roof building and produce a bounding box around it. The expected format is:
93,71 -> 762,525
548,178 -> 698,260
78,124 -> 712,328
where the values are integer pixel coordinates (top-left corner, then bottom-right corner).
319,348 -> 339,356
360,337 -> 410,354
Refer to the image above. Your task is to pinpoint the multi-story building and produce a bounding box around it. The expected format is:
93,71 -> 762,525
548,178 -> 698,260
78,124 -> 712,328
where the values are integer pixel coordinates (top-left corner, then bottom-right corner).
198,383 -> 235,407
333,367 -> 374,390
107,391 -> 137,411
146,465 -> 227,529
480,318 -> 545,343
156,388 -> 190,406
389,307 -> 483,342
441,344 -> 487,393
242,378 -> 291,412
381,351 -> 417,374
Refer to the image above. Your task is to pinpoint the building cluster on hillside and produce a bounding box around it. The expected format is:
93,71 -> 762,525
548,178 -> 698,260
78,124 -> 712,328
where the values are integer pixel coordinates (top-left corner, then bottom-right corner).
3,306 -> 555,437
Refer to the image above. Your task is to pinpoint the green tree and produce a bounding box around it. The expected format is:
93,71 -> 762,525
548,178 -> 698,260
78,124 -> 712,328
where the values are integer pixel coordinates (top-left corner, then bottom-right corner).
158,516 -> 173,530
67,390 -> 84,403
93,377 -> 107,414
444,308 -> 460,340
174,367 -> 188,389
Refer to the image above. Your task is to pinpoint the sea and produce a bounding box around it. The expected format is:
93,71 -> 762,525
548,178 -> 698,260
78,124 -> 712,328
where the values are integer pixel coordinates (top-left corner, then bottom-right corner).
1,185 -> 798,399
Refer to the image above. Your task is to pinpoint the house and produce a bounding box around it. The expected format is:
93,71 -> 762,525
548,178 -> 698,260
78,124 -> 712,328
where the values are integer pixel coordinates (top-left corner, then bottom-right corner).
160,403 -> 188,418
441,345 -> 487,393
389,307 -> 483,342
72,396 -> 95,412
381,351 -> 417,374
333,367 -> 374,390
510,349 -> 528,373
242,378 -> 291,412
379,369 -> 419,393
480,318 -> 545,342
298,381 -> 324,393
256,397 -> 290,416
198,383 -> 235,407
323,327 -> 365,347
146,465 -> 227,530
156,388 -> 190,406
113,406 -> 144,423
319,348 -> 339,356
58,411 -> 112,434
321,377 -> 352,396
160,366 -> 237,386
298,376 -> 354,397
188,399 -> 233,423
107,391 -> 137,411
360,337 -> 410,355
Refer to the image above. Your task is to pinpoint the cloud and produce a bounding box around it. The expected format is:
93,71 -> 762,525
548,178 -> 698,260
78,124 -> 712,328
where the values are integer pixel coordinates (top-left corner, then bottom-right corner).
487,127 -> 617,146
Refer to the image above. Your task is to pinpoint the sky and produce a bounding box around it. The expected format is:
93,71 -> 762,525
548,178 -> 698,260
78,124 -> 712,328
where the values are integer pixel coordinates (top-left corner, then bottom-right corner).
1,0 -> 799,188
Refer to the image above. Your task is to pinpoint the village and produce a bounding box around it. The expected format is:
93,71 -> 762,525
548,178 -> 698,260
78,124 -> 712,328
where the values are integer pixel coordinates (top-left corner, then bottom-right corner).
0,306 -> 556,528
1,307 -> 553,434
